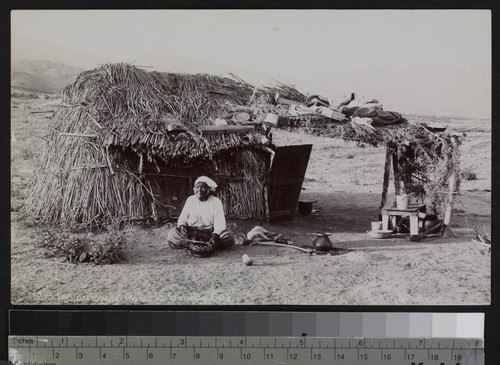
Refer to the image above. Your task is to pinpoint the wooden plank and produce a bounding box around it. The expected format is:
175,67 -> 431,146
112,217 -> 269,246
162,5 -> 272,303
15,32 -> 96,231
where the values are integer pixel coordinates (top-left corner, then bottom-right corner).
198,125 -> 256,135
59,132 -> 97,138
276,96 -> 306,106
269,209 -> 296,217
268,144 -> 313,221
271,177 -> 307,186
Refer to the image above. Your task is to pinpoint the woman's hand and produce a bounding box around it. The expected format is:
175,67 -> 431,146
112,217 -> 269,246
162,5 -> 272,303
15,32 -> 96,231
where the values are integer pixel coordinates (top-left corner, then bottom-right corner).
179,225 -> 188,236
209,233 -> 220,247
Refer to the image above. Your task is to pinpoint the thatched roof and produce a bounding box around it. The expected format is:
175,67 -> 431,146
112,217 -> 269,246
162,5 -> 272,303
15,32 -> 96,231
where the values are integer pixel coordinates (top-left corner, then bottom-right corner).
55,63 -> 268,165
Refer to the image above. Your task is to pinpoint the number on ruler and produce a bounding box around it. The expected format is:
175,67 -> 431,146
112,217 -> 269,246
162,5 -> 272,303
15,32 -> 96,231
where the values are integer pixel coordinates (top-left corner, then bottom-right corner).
312,353 -> 321,360
359,353 -> 368,360
242,353 -> 251,360
383,353 -> 392,360
289,353 -> 298,360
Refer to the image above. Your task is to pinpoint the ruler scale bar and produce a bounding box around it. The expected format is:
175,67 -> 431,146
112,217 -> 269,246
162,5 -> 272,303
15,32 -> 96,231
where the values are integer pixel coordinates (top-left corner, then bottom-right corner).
9,336 -> 484,365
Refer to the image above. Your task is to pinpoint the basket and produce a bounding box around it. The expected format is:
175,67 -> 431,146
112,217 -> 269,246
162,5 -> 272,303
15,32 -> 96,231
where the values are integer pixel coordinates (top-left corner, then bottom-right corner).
188,241 -> 215,258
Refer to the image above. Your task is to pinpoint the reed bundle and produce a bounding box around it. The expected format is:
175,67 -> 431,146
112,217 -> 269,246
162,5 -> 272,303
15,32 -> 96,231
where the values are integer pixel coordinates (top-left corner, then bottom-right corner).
260,81 -> 307,103
213,149 -> 269,219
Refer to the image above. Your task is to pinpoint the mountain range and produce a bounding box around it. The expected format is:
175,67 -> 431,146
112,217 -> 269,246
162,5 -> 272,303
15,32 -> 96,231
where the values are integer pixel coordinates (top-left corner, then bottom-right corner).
11,59 -> 84,94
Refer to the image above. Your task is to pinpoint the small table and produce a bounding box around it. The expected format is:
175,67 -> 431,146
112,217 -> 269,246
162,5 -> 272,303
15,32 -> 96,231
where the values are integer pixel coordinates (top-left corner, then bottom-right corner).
381,204 -> 426,236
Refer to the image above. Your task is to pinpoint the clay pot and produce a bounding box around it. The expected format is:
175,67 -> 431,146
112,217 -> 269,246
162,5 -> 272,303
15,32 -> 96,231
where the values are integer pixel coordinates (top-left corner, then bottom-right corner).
312,233 -> 332,252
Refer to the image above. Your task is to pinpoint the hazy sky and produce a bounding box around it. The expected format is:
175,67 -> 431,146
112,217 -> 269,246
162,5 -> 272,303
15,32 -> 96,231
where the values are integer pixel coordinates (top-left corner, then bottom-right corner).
11,10 -> 491,117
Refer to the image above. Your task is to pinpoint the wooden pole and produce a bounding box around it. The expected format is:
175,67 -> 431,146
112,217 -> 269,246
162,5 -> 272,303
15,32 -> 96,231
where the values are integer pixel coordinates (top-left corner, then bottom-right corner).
442,135 -> 460,236
263,183 -> 270,219
30,110 -> 55,114
380,146 -> 392,209
392,148 -> 401,195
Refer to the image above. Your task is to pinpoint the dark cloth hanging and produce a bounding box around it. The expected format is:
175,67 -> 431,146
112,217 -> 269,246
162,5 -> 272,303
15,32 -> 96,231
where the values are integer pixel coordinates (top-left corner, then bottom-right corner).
352,107 -> 406,126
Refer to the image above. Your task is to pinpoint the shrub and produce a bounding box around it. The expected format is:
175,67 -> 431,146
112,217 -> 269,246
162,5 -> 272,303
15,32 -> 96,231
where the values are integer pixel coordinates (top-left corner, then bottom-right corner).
89,227 -> 128,265
460,168 -> 478,181
35,226 -> 128,264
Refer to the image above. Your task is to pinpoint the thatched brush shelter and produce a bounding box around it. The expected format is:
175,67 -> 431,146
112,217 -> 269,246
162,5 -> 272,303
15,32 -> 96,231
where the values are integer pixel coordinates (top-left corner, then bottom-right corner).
24,63 -> 272,226
276,106 -> 463,232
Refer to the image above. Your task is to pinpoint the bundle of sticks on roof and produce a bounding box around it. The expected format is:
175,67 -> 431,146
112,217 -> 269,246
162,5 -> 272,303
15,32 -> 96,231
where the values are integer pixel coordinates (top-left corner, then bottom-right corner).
23,63 -> 273,226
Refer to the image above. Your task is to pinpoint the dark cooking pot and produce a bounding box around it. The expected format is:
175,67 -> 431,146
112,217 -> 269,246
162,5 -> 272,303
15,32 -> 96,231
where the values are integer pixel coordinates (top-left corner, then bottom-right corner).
423,215 -> 442,233
312,233 -> 332,252
298,200 -> 317,216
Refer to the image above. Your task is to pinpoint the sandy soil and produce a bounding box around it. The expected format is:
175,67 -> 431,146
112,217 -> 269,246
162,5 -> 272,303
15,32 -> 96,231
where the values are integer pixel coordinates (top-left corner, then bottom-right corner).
10,95 -> 491,305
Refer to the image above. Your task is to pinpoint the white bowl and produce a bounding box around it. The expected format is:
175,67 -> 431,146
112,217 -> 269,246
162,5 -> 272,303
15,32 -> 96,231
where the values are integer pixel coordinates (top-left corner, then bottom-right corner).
367,230 -> 393,239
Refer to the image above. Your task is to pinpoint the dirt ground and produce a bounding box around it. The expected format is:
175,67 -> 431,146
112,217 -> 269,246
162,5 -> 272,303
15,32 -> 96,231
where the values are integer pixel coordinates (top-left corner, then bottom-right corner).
10,94 -> 491,305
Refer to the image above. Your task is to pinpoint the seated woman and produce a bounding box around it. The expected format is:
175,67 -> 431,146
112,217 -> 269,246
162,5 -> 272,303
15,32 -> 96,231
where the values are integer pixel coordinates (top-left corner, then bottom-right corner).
167,176 -> 235,257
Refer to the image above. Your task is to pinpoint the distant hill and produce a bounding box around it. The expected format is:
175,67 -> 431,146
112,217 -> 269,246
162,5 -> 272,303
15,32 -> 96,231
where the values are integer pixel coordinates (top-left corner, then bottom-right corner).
11,60 -> 84,94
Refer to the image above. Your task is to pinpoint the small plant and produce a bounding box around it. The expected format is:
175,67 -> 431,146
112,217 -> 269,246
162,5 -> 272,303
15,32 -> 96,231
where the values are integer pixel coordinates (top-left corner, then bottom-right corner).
460,168 -> 478,181
89,226 -> 128,265
35,226 -> 128,265
35,228 -> 87,262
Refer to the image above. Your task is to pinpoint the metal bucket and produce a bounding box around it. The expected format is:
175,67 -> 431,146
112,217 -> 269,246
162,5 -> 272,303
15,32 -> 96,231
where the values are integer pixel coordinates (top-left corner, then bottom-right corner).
396,194 -> 409,210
